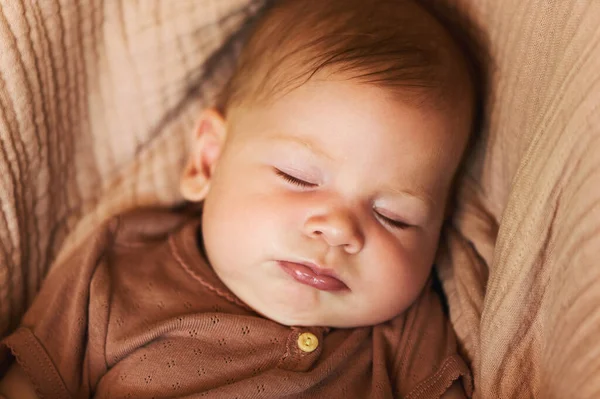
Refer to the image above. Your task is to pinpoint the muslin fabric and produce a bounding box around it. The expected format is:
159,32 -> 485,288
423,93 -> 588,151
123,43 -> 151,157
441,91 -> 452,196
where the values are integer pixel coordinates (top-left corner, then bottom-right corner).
1,1 -> 599,397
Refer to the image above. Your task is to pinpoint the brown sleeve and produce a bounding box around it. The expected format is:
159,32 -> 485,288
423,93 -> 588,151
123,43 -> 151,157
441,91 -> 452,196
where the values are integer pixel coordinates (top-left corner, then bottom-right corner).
0,219 -> 118,399
391,284 -> 473,399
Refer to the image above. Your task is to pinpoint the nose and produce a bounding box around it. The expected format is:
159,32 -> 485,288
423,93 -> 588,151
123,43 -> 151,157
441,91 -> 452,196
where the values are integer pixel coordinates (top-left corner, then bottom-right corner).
303,206 -> 365,254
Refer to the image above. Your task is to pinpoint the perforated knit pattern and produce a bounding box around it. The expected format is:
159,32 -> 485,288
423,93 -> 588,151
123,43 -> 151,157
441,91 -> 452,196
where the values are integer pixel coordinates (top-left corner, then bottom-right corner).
0,0 -> 269,339
3,1 -> 600,397
0,209 -> 470,398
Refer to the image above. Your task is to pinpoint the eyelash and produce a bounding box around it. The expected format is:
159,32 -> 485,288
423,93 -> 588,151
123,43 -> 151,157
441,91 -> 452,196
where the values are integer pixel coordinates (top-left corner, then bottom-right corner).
376,212 -> 412,230
275,169 -> 317,188
276,168 -> 411,229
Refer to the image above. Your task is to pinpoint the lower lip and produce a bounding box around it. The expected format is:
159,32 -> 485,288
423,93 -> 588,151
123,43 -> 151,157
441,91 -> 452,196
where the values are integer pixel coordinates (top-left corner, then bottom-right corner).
278,261 -> 349,291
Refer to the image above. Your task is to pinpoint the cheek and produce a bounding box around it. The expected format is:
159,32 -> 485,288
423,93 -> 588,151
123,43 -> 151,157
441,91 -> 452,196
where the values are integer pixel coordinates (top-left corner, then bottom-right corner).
363,229 -> 434,301
201,170 -> 300,265
203,188 -> 265,262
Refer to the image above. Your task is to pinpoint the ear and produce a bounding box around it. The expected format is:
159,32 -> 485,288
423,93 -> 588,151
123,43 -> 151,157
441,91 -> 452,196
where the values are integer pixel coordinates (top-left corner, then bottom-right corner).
180,109 -> 227,202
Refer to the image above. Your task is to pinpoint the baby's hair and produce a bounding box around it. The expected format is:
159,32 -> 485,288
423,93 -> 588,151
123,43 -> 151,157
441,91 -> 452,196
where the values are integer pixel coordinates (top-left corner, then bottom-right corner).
217,0 -> 476,114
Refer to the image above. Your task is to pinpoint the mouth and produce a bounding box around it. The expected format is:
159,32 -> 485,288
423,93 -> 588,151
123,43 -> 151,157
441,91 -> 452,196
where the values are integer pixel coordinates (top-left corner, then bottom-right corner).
278,260 -> 349,292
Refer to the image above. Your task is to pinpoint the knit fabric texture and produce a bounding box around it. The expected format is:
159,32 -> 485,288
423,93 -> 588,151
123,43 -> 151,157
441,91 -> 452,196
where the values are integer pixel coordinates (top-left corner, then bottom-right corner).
1,208 -> 471,398
1,1 -> 600,397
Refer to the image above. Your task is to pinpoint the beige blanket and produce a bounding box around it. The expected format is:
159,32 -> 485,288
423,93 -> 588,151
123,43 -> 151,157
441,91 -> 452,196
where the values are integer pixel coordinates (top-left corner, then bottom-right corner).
1,1 -> 599,397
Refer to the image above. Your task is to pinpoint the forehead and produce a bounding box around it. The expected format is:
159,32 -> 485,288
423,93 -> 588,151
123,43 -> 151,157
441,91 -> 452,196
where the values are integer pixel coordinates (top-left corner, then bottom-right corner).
229,80 -> 468,191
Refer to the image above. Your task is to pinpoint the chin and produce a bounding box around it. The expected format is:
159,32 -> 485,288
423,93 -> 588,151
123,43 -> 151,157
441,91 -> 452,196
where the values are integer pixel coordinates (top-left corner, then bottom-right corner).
259,307 -> 322,327
254,300 -> 329,327
260,306 -> 376,328
261,308 -> 357,328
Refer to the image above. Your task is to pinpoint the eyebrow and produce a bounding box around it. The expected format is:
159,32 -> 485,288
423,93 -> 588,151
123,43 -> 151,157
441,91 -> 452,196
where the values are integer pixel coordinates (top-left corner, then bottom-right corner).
265,134 -> 336,162
385,186 -> 437,208
266,133 -> 436,208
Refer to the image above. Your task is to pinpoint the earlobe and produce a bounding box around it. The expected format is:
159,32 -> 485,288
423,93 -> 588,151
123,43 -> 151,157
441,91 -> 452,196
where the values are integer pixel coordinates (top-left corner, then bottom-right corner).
180,159 -> 211,201
180,109 -> 227,202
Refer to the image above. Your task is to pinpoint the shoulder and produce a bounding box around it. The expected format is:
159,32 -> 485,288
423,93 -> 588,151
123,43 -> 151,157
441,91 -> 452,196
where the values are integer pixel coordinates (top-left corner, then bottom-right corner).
109,206 -> 201,246
43,206 -> 202,284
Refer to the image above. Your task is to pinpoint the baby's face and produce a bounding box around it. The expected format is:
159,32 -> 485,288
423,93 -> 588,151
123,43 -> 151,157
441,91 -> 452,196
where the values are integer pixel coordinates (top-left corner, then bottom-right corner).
185,80 -> 470,328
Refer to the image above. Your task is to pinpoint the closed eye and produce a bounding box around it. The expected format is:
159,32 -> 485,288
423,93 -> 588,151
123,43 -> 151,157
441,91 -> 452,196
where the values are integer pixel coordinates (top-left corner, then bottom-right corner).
375,212 -> 412,230
275,168 -> 318,188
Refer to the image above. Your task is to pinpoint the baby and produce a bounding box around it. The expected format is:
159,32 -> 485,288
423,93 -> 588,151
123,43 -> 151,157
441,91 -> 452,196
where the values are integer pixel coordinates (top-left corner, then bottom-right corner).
0,0 -> 477,397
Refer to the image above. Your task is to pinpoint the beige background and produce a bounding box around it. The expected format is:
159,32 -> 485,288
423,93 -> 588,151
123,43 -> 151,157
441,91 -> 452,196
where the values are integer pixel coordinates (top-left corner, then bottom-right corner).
0,1 -> 599,397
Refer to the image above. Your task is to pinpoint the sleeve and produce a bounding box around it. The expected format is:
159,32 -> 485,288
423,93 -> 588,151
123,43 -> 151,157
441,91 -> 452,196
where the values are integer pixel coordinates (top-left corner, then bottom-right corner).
389,283 -> 473,399
0,219 -> 118,399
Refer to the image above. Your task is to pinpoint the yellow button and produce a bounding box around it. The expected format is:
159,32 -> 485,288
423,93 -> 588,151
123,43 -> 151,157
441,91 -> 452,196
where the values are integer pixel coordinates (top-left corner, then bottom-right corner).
297,332 -> 319,353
